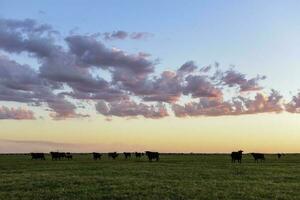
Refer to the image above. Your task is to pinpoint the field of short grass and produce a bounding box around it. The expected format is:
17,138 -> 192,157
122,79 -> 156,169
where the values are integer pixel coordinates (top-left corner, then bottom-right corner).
0,153 -> 300,200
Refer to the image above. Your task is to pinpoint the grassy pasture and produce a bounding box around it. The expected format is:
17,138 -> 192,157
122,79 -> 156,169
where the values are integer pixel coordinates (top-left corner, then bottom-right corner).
0,153 -> 300,200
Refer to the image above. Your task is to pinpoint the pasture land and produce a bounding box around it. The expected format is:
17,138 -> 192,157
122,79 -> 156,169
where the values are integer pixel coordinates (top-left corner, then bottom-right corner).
0,153 -> 300,200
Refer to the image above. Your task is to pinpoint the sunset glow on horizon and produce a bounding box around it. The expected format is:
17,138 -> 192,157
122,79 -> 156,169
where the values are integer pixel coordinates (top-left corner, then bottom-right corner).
1,0 -> 300,153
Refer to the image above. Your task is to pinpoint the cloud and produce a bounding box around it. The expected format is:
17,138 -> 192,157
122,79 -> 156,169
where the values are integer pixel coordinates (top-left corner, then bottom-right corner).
183,75 -> 223,99
0,17 -> 296,120
0,139 -> 147,153
130,32 -> 152,40
103,31 -> 152,40
0,106 -> 35,120
96,100 -> 168,119
172,90 -> 284,117
0,18 -> 59,57
65,35 -> 155,75
220,69 -> 266,92
104,31 -> 128,40
285,92 -> 300,113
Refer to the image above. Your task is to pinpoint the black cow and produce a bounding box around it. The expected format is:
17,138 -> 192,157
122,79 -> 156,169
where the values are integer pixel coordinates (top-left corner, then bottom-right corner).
145,151 -> 159,161
66,152 -> 73,160
251,153 -> 265,162
277,153 -> 284,159
50,152 -> 66,160
124,152 -> 131,159
231,150 -> 243,163
31,153 -> 45,160
108,152 -> 119,159
135,152 -> 142,158
93,152 -> 102,160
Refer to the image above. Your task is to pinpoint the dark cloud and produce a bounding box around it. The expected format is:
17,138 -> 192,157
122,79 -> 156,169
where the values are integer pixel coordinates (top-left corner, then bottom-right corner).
0,106 -> 35,120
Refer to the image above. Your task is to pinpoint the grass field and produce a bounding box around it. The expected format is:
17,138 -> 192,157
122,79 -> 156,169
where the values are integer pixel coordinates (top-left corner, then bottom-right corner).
0,153 -> 300,200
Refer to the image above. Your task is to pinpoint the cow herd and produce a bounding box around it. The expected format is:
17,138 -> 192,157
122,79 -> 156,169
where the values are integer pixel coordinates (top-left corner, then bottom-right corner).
231,150 -> 284,163
31,151 -> 159,162
31,151 -> 284,163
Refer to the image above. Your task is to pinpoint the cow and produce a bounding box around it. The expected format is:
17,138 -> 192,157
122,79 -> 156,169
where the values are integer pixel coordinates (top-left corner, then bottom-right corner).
93,152 -> 102,160
135,152 -> 142,158
124,152 -> 131,159
277,153 -> 285,159
108,152 -> 119,159
31,153 -> 45,160
66,152 -> 73,160
231,150 -> 243,163
50,152 -> 66,160
251,153 -> 265,162
145,151 -> 159,161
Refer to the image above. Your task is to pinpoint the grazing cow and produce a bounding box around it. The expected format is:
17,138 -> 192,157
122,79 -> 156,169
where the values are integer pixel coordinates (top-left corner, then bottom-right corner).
93,152 -> 102,160
145,151 -> 159,161
231,150 -> 243,163
108,152 -> 119,159
66,152 -> 73,160
31,153 -> 45,160
251,153 -> 265,162
124,152 -> 131,159
135,152 -> 142,158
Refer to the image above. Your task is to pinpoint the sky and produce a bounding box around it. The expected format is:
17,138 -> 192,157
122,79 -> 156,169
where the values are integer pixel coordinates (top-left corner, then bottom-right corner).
1,0 -> 300,153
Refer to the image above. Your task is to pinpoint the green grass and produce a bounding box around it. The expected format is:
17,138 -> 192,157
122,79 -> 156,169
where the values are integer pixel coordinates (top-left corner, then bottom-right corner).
0,154 -> 300,200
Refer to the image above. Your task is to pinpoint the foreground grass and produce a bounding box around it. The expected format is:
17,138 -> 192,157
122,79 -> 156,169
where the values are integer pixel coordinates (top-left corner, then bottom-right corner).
0,154 -> 300,200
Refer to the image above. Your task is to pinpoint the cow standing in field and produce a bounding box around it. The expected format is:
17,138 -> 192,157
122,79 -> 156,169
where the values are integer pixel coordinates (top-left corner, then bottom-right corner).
277,153 -> 282,159
231,150 -> 243,163
50,152 -> 60,160
31,153 -> 45,160
93,152 -> 102,160
135,152 -> 142,158
277,153 -> 285,159
108,152 -> 119,159
66,152 -> 73,160
251,153 -> 265,162
145,151 -> 159,161
50,152 -> 66,160
124,152 -> 131,159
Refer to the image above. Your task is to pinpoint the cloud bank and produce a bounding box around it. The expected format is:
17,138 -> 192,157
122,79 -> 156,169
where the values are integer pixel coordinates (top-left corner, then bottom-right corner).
0,18 -> 297,120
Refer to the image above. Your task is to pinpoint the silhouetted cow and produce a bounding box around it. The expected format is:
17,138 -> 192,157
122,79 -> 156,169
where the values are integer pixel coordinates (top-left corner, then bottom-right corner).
50,152 -> 66,160
93,152 -> 102,160
31,153 -> 45,160
145,151 -> 159,161
251,153 -> 265,162
124,152 -> 131,159
66,152 -> 72,160
277,153 -> 285,159
135,152 -> 142,158
231,150 -> 243,163
108,152 -> 119,159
